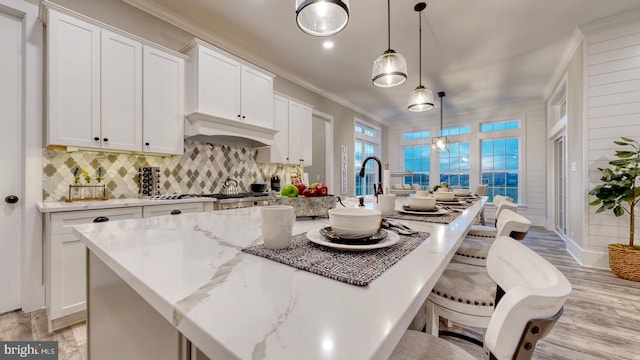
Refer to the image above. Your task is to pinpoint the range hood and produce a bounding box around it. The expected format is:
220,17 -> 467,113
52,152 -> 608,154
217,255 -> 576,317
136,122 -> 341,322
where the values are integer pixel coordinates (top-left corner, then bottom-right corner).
184,112 -> 278,148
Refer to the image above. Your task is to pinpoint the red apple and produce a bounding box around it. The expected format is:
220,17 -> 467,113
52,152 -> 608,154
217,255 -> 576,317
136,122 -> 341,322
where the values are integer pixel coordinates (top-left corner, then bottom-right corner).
305,187 -> 317,197
295,183 -> 307,194
315,183 -> 328,196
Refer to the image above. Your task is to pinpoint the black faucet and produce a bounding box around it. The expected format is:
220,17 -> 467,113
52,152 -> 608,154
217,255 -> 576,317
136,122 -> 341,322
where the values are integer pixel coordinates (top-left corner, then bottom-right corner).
358,156 -> 384,198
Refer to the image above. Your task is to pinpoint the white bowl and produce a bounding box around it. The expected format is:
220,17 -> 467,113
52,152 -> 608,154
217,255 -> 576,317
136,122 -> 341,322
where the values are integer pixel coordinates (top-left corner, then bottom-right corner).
453,189 -> 471,196
407,196 -> 436,210
434,191 -> 456,201
328,208 -> 382,239
415,190 -> 430,197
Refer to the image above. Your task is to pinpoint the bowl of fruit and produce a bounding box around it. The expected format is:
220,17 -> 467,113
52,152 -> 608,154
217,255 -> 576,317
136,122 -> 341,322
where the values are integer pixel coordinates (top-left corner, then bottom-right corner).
276,182 -> 335,217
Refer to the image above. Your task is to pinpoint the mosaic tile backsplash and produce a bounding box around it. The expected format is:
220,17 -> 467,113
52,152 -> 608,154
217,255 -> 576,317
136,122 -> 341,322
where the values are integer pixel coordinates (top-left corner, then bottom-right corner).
42,140 -> 300,201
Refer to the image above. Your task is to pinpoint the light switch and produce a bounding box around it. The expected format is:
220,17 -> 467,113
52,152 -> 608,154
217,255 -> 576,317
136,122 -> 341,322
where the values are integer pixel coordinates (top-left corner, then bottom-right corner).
571,162 -> 577,172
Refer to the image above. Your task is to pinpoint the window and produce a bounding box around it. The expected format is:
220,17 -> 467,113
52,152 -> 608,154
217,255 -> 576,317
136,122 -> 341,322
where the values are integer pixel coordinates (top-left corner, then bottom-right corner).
403,130 -> 430,140
439,142 -> 470,189
481,138 -> 519,202
354,120 -> 380,196
440,126 -> 470,136
480,120 -> 520,133
403,145 -> 430,188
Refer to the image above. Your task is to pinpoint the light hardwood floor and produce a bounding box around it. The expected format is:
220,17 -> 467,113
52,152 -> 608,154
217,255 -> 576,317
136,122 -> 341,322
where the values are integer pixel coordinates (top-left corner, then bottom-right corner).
1,227 -> 639,359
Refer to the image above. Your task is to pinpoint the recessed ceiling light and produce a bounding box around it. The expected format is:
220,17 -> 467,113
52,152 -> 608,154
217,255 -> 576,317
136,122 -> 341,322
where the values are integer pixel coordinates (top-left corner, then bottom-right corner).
323,41 -> 334,49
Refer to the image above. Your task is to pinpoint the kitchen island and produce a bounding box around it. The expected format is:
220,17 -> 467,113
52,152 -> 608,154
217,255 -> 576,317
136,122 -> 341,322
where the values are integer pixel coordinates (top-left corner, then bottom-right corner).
74,198 -> 485,360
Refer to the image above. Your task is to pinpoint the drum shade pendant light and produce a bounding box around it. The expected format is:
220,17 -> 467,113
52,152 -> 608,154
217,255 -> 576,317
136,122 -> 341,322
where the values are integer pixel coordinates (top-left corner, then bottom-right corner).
372,0 -> 407,88
296,0 -> 350,36
432,91 -> 449,152
407,2 -> 434,112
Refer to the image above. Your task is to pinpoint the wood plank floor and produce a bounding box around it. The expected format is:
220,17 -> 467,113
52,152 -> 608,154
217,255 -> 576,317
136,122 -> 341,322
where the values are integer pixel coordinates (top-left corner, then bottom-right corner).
1,226 -> 639,359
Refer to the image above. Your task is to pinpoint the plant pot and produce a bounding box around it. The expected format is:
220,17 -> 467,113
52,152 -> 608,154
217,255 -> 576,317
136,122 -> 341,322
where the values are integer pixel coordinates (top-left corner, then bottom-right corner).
608,244 -> 640,282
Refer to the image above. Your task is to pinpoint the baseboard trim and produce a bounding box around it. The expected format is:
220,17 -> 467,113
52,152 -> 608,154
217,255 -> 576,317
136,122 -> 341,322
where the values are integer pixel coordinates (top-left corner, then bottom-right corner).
563,235 -> 610,270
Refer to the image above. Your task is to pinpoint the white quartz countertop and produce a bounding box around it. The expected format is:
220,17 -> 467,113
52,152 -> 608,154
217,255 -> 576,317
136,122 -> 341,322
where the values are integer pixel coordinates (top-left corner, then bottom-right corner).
73,199 -> 485,360
37,197 -> 217,213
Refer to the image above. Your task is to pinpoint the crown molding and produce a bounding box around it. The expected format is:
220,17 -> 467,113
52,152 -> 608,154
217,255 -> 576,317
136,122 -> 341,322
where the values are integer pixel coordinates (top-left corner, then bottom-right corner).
542,28 -> 583,101
123,0 -> 388,126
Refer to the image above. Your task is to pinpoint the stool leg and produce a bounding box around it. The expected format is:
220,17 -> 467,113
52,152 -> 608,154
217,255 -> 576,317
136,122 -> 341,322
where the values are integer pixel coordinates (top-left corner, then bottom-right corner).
479,208 -> 486,226
425,301 -> 439,336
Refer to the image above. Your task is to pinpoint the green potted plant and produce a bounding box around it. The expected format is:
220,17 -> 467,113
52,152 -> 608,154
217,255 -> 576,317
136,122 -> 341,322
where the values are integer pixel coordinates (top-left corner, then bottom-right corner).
589,137 -> 640,281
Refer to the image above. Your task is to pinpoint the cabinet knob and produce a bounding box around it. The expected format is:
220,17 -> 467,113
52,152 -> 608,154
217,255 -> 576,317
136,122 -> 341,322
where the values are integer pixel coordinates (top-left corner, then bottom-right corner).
93,216 -> 109,223
237,114 -> 241,118
145,142 -> 150,146
103,138 -> 109,142
94,137 -> 100,141
242,115 -> 246,119
170,210 -> 182,215
4,195 -> 18,204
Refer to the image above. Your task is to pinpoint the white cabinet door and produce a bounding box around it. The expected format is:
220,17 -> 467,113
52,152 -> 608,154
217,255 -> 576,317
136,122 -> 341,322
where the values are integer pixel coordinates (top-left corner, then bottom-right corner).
241,65 -> 273,128
46,207 -> 143,331
288,101 -> 302,165
101,29 -> 142,152
270,95 -> 289,163
143,45 -> 185,155
142,202 -> 204,217
298,104 -> 313,166
47,10 -> 101,148
196,46 -> 241,120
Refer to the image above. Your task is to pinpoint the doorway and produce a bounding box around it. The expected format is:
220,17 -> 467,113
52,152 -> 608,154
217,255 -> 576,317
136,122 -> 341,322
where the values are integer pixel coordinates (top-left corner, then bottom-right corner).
554,136 -> 567,235
306,112 -> 334,191
0,8 -> 24,313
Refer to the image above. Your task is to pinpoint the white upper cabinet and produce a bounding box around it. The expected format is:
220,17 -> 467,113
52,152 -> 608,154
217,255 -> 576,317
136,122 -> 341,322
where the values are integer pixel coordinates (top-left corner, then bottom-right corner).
43,4 -> 185,155
258,95 -> 312,165
101,29 -> 142,152
47,10 -> 101,148
143,45 -> 185,155
183,39 -> 274,129
240,66 -> 274,129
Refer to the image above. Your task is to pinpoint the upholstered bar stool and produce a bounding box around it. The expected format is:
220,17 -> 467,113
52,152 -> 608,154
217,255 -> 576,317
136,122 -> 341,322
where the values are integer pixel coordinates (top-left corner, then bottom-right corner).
474,184 -> 489,225
454,209 -> 531,266
467,200 -> 518,238
392,236 -> 572,360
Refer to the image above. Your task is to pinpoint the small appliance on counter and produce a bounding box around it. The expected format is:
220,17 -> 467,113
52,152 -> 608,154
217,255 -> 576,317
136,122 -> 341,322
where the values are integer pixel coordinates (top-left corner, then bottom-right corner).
138,166 -> 161,197
270,175 -> 281,192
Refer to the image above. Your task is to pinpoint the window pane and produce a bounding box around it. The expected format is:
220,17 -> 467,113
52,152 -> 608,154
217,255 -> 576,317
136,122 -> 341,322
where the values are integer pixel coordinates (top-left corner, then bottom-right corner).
506,155 -> 518,170
481,124 -> 492,132
493,139 -> 505,155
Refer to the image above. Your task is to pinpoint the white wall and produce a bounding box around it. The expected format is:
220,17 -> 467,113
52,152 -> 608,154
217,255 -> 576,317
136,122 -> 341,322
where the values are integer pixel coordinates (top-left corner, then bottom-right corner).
583,18 -> 640,268
388,102 -> 547,225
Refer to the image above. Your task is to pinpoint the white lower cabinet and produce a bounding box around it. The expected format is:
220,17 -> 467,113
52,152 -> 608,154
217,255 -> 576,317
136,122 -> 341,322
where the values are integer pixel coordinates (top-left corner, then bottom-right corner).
44,202 -> 208,332
45,207 -> 142,332
142,202 -> 204,217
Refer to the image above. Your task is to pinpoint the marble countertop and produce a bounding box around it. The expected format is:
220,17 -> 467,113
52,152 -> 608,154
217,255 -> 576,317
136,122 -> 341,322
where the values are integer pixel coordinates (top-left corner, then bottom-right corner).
73,199 -> 485,359
37,197 -> 217,213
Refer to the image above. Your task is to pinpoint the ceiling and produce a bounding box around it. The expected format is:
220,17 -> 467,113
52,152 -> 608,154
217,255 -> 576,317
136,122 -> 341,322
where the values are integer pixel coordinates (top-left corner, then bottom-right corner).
128,0 -> 640,125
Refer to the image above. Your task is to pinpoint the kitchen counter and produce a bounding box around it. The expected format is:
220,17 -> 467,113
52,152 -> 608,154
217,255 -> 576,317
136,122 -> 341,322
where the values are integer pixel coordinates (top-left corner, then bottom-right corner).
74,199 -> 485,359
37,196 -> 217,213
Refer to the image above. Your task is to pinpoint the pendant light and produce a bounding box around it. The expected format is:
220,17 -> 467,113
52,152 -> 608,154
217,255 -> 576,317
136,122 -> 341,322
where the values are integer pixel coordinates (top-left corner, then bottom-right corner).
372,0 -> 407,88
432,91 -> 449,152
296,0 -> 350,37
407,2 -> 434,112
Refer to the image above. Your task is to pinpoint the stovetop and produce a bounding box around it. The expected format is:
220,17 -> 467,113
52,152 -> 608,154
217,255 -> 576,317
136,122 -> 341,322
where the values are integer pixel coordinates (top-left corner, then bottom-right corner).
198,192 -> 269,199
147,192 -> 269,200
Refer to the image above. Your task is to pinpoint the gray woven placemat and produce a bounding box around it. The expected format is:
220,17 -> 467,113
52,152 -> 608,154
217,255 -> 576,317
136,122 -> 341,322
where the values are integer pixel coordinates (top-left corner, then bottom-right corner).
387,209 -> 463,224
242,231 -> 429,286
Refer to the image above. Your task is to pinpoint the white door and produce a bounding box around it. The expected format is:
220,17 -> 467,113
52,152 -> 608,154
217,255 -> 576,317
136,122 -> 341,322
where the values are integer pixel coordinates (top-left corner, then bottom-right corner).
0,9 -> 23,313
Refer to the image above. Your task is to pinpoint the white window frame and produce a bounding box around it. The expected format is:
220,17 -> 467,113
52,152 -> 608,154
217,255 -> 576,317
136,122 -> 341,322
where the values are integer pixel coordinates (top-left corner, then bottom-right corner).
354,118 -> 381,196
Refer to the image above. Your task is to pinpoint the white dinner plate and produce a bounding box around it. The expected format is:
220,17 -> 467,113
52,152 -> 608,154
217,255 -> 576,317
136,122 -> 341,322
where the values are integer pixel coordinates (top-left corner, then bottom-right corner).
397,207 -> 449,216
306,228 -> 400,251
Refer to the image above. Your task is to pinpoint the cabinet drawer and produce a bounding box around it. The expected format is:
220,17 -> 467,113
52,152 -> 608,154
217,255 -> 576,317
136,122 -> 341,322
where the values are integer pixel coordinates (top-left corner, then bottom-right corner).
50,207 -> 143,236
142,202 -> 204,218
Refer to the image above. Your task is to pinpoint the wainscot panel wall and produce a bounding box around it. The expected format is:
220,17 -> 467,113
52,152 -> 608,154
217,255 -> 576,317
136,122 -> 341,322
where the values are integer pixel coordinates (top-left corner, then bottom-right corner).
585,19 -> 640,268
